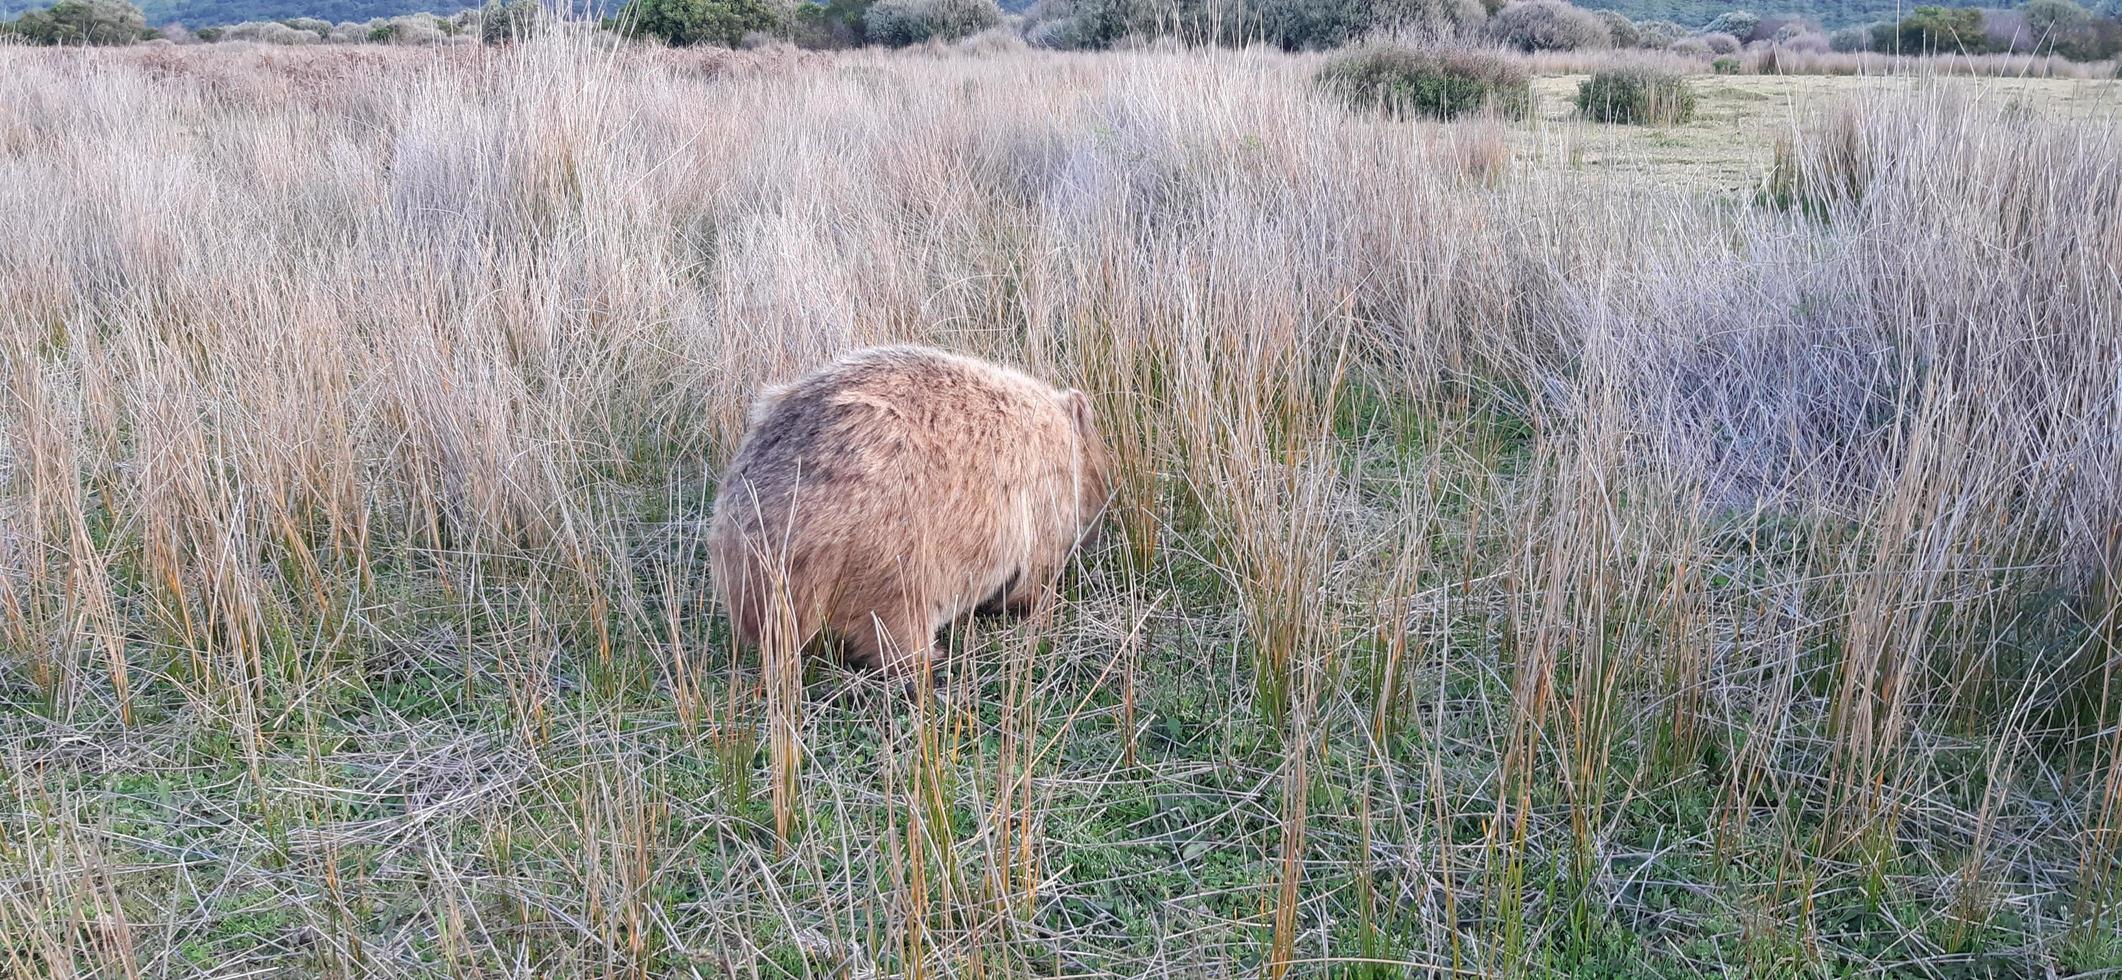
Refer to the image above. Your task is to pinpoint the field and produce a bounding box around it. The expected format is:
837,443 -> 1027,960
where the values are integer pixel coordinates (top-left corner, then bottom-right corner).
1,38 -> 2119,978
1526,72 -> 2122,191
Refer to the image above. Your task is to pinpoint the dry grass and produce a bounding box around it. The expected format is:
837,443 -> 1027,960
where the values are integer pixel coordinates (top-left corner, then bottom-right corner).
1522,71 -> 2122,194
0,35 -> 2118,977
1518,44 -> 2121,79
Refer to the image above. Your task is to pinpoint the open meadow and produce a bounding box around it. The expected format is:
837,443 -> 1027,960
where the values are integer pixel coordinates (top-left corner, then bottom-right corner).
1,36 -> 2119,978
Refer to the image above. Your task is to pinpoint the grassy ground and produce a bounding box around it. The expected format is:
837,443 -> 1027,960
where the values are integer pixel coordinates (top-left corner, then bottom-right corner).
1524,72 -> 2122,193
0,39 -> 2118,978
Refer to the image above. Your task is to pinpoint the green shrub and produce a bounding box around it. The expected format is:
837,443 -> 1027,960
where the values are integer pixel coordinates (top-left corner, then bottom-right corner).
1315,44 -> 1532,120
790,0 -> 873,47
1700,9 -> 1758,39
614,0 -> 787,46
1635,18 -> 1683,46
864,0 -> 1000,45
1575,67 -> 1697,125
1487,0 -> 1610,50
1829,24 -> 1869,50
3,0 -> 148,45
1869,6 -> 1987,53
1712,54 -> 1740,72
479,0 -> 543,42
1597,9 -> 1639,45
1021,0 -> 1131,49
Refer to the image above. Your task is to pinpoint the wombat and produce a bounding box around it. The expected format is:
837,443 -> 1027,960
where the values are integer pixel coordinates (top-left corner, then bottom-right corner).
709,345 -> 1110,678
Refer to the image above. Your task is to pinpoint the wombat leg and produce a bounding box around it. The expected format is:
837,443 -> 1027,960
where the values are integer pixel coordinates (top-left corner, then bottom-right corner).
975,570 -> 1023,617
997,573 -> 1058,618
840,609 -> 937,682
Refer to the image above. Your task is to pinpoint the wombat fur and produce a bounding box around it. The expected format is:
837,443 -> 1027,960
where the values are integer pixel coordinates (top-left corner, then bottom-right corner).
709,345 -> 1110,678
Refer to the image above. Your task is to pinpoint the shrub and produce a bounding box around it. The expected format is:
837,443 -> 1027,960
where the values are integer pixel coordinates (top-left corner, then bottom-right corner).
1870,6 -> 1988,54
1372,0 -> 1490,36
1777,29 -> 1830,52
1829,24 -> 1869,50
1701,9 -> 1759,40
2056,18 -> 2122,59
1711,54 -> 1740,72
220,19 -> 319,42
2025,0 -> 2092,35
479,0 -> 543,42
1598,9 -> 1639,46
865,0 -> 1001,45
1576,66 -> 1697,123
1315,44 -> 1532,120
1255,0 -> 1373,49
1635,18 -> 1683,46
1700,30 -> 1739,52
790,0 -> 873,46
2020,0 -> 2122,58
1021,0 -> 1130,49
1760,15 -> 1810,40
372,13 -> 445,43
1668,35 -> 1709,55
1487,0 -> 1610,51
616,0 -> 788,46
4,0 -> 148,45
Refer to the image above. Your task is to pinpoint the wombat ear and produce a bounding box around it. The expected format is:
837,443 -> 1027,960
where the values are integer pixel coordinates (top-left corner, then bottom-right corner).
1062,388 -> 1095,433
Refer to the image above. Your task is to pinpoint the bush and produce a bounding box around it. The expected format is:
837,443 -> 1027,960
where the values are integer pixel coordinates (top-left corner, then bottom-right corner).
1255,0 -> 1373,49
1634,18 -> 1683,46
1700,9 -> 1759,40
2021,0 -> 2122,59
790,0 -> 873,46
2024,0 -> 2092,35
1315,44 -> 1532,120
371,13 -> 445,43
1372,0 -> 1490,36
1829,24 -> 1869,50
1870,6 -> 1988,54
1700,30 -> 1739,52
1576,66 -> 1697,123
616,0 -> 788,46
1487,0 -> 1610,51
865,0 -> 1001,45
220,19 -> 318,42
1021,0 -> 1130,49
478,0 -> 543,42
1711,54 -> 1740,71
3,0 -> 148,45
1598,9 -> 1639,45
1777,29 -> 1829,52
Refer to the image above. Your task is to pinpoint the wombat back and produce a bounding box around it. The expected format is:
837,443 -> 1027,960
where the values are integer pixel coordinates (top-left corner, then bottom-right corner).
709,345 -> 1109,677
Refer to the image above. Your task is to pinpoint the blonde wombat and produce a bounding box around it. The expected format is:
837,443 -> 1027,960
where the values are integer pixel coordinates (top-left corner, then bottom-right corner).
709,345 -> 1111,678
